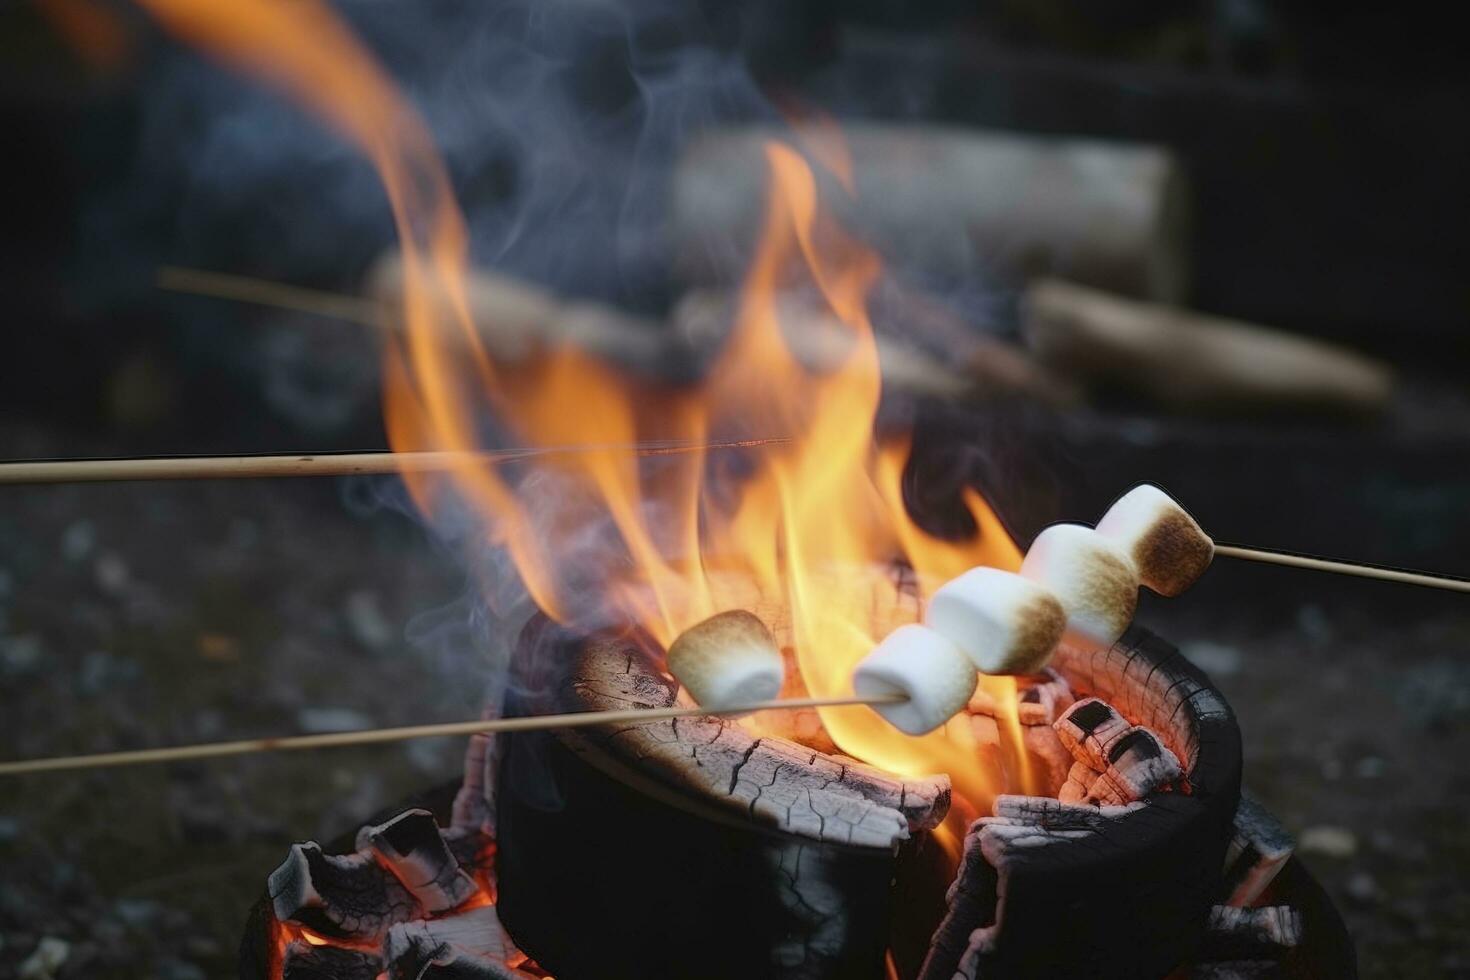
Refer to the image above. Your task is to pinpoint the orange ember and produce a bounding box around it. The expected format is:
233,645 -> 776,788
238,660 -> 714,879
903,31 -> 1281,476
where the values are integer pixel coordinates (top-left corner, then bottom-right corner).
130,0 -> 1034,819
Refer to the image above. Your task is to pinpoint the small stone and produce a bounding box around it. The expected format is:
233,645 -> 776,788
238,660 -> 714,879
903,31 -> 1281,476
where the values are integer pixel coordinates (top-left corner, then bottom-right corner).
114,898 -> 162,928
61,521 -> 96,562
79,651 -> 113,695
0,815 -> 19,841
344,590 -> 394,651
1299,824 -> 1358,858
1181,641 -> 1242,677
158,959 -> 207,980
182,935 -> 223,959
297,707 -> 374,734
0,566 -> 13,596
94,552 -> 130,594
1,634 -> 42,673
19,936 -> 70,980
1354,755 -> 1386,779
1345,871 -> 1379,905
1296,604 -> 1333,645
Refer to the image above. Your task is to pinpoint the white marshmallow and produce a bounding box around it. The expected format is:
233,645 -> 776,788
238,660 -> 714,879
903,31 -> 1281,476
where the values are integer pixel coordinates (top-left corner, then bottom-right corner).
925,567 -> 1067,675
1096,484 -> 1214,597
666,610 -> 783,710
1019,524 -> 1139,646
853,624 -> 978,736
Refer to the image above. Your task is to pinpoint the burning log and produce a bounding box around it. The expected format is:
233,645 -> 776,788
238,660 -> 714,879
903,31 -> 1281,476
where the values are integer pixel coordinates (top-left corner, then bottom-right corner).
494,615 -> 951,980
1023,278 -> 1395,418
672,125 -> 1189,302
356,808 -> 479,914
917,627 -> 1242,980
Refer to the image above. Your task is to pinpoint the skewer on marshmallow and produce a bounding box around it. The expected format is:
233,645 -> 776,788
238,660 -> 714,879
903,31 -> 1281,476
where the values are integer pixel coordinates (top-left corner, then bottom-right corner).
666,610 -> 783,711
853,624 -> 978,735
1020,524 -> 1140,646
925,567 -> 1067,675
1096,484 -> 1214,597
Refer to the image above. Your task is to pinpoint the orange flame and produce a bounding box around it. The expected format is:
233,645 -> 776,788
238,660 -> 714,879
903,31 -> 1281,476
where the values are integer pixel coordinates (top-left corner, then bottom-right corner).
130,0 -> 1030,815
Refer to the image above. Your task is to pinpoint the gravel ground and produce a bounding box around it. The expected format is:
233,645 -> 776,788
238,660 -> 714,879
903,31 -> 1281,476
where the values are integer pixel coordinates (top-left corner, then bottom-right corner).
1,420 -> 1467,979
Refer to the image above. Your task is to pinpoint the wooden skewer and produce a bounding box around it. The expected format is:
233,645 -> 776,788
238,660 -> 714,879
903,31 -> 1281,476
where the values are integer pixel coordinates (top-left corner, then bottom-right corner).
1216,544 -> 1470,593
0,694 -> 903,777
158,265 -> 383,326
0,439 -> 791,486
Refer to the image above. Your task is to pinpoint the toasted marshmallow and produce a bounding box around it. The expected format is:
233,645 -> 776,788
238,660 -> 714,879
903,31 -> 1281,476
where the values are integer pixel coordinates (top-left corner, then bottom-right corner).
1096,484 -> 1214,597
666,610 -> 783,711
853,624 -> 978,736
1019,524 -> 1139,646
925,567 -> 1066,675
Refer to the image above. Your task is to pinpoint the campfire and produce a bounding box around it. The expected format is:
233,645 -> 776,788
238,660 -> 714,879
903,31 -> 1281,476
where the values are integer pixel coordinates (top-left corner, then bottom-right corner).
4,2 -> 1393,979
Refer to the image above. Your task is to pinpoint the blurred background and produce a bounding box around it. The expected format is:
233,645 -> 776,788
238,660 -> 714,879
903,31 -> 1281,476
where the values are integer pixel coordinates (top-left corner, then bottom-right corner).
1,1 -> 1468,977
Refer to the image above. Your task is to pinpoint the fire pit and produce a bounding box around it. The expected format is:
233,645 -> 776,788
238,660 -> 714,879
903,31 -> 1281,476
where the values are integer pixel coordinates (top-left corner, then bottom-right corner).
240,608 -> 1354,980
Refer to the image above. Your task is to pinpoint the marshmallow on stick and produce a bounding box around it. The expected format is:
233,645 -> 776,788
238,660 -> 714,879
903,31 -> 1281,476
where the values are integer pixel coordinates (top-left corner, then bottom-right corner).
925,567 -> 1067,675
1020,524 -> 1140,646
666,610 -> 783,711
853,624 -> 978,735
1096,484 -> 1214,597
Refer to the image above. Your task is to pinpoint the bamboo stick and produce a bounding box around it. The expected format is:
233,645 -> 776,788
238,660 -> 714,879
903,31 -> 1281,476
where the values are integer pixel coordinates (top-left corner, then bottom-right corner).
0,693 -> 904,777
0,439 -> 791,486
1215,545 -> 1470,593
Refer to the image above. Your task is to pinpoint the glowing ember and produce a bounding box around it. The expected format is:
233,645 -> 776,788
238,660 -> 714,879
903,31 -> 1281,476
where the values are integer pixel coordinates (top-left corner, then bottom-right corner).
129,0 -> 1032,822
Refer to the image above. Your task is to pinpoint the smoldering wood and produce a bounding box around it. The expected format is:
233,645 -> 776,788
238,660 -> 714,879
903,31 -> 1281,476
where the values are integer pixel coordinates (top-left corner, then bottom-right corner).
671,125 -> 1190,302
268,842 -> 417,942
1223,795 -> 1296,908
268,822 -> 490,943
450,732 -> 493,832
1053,697 -> 1132,770
1024,278 -> 1395,418
920,627 -> 1243,980
357,808 -> 479,914
1015,669 -> 1074,726
916,821 -> 999,980
280,941 -> 382,980
1020,722 -> 1072,797
493,615 -> 950,980
1201,905 -> 1303,961
1057,760 -> 1099,804
1085,727 -> 1184,805
384,905 -> 532,980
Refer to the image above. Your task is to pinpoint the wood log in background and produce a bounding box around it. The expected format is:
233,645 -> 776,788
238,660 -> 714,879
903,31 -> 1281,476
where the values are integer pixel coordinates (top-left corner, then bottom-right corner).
369,254 -> 1058,403
671,125 -> 1190,302
1024,278 -> 1395,417
493,615 -> 952,980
